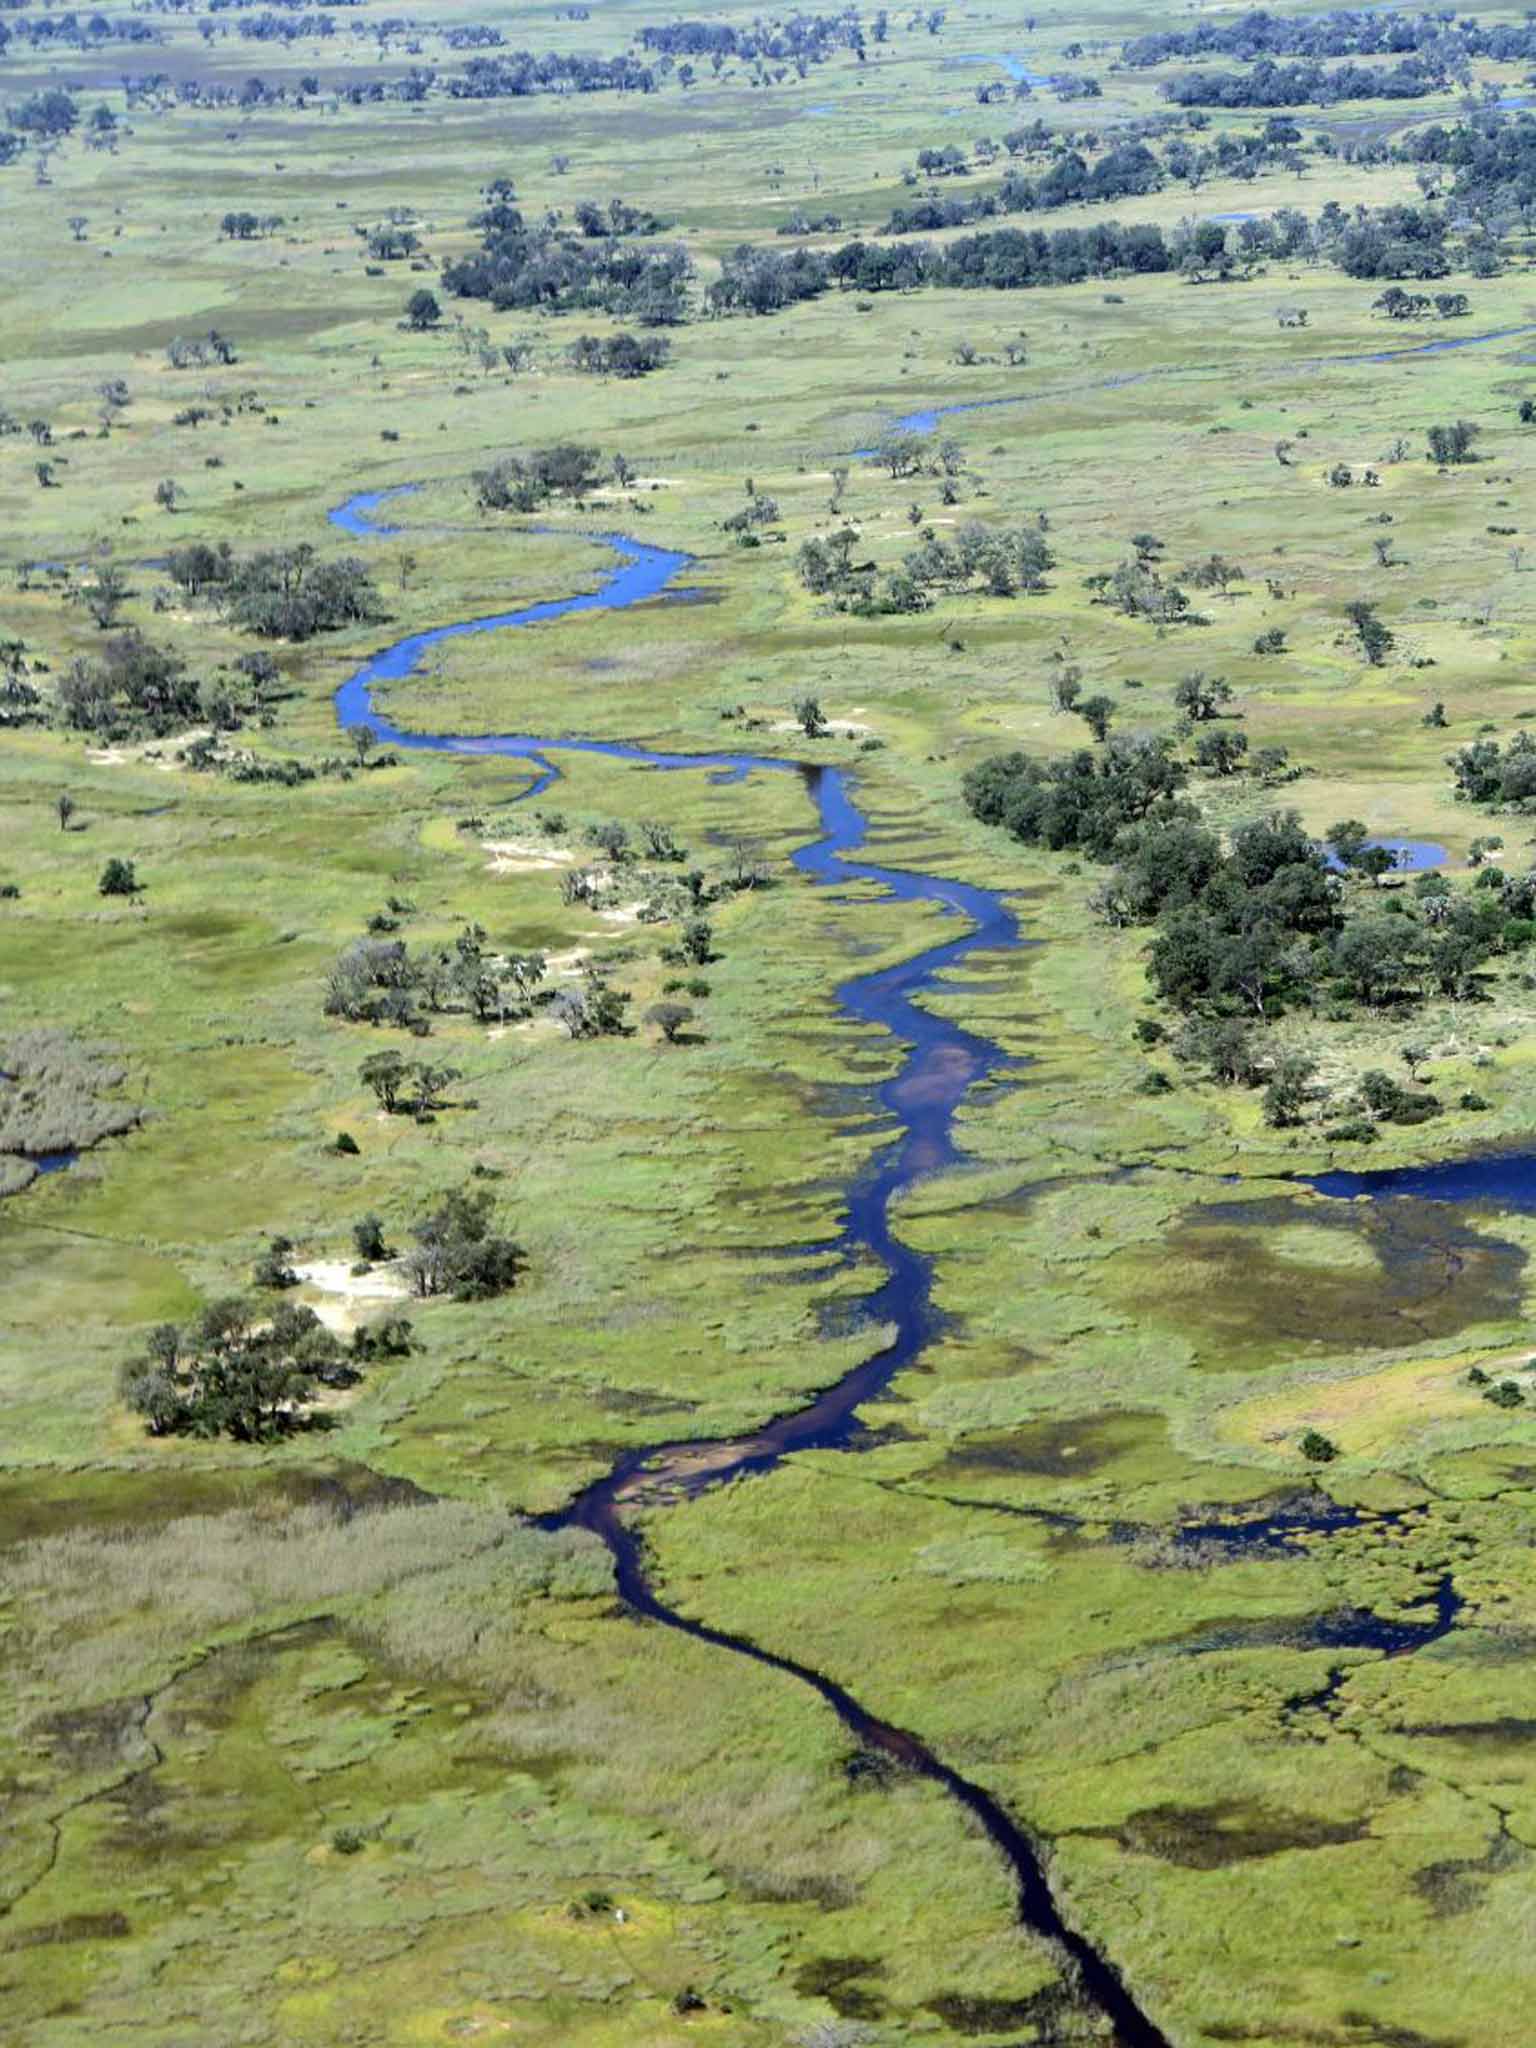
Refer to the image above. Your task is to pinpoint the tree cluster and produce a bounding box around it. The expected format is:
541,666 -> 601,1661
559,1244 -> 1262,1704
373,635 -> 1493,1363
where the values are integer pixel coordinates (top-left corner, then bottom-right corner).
164,542 -> 382,640
1162,57 -> 1448,110
567,331 -> 670,377
473,443 -> 605,509
325,924 -> 547,1034
118,1297 -> 402,1443
442,207 -> 691,322
402,1182 -> 525,1299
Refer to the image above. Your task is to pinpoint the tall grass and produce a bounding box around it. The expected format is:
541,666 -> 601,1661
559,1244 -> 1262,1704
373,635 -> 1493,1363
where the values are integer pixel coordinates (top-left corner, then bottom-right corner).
6,1499 -> 607,1705
0,1029 -> 138,1160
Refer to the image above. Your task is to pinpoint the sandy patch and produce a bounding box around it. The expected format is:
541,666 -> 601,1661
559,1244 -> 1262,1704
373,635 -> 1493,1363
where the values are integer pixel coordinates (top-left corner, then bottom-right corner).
86,727 -> 212,770
293,1257 -> 410,1336
482,836 -> 574,873
769,717 -> 873,738
545,946 -> 592,977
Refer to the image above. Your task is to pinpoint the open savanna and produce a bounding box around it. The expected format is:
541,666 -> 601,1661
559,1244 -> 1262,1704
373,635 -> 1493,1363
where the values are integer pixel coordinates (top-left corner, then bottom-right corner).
9,5 -> 1536,2044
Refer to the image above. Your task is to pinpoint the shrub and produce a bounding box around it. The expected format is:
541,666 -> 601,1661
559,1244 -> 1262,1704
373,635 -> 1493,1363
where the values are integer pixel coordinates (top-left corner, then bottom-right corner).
401,1183 -> 524,1301
98,857 -> 139,896
352,1213 -> 389,1262
1299,1429 -> 1339,1462
252,1234 -> 299,1289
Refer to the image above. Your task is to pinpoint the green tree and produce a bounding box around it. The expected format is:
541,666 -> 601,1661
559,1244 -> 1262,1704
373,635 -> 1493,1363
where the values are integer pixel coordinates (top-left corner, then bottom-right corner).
1344,600 -> 1394,667
1194,729 -> 1247,776
1077,694 -> 1116,742
1263,1051 -> 1317,1128
252,1234 -> 299,1289
1173,670 -> 1233,721
646,1000 -> 695,1042
405,289 -> 442,330
353,1213 -> 389,1262
98,857 -> 138,896
1332,918 -> 1419,1006
360,1049 -> 409,1114
1426,420 -> 1480,465
679,917 -> 714,965
1327,818 -> 1370,871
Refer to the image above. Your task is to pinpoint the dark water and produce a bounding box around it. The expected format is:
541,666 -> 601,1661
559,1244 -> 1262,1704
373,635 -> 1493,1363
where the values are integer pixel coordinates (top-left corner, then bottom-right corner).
328,482 -> 1487,2040
329,486 -> 1172,2045
1306,1149 -> 1536,1209
33,1151 -> 79,1175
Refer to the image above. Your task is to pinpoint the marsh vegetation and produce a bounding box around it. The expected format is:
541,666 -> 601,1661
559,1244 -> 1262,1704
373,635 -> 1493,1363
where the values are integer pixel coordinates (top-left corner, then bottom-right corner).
8,3 -> 1536,2043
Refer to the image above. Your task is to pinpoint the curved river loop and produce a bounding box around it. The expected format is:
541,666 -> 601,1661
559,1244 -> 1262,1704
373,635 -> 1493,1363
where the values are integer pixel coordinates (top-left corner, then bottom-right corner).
327,481 -> 1466,2043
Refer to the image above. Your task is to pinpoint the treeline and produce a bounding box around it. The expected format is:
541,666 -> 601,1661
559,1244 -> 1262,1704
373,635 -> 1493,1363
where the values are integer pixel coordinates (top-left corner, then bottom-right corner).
448,51 -> 658,96
52,630 -> 287,742
710,224 -> 1176,309
435,183 -> 1486,329
1405,114 -> 1536,224
231,13 -> 341,40
638,10 -> 866,64
798,515 -> 1053,614
886,141 -> 1163,233
1163,57 -> 1447,109
886,125 -> 1312,234
1125,10 -> 1536,68
0,14 -> 158,51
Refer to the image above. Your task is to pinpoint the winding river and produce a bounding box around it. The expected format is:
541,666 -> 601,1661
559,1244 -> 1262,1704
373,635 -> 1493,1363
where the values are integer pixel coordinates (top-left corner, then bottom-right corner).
330,486 -> 1181,2042
328,483 -> 1472,2041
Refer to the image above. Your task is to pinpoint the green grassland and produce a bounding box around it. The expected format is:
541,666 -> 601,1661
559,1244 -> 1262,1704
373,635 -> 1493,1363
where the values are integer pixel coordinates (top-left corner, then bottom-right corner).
8,0 -> 1536,2042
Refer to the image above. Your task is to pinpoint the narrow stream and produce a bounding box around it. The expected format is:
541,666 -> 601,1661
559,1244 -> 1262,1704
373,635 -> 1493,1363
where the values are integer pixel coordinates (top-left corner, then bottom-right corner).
870,322 -> 1536,441
329,488 -> 1174,2044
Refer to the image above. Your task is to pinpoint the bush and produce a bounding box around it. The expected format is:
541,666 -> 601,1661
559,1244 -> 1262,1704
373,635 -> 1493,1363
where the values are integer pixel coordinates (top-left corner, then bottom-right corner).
1484,1379 -> 1526,1408
1299,1429 -> 1339,1462
1459,1090 -> 1491,1111
352,1213 -> 388,1262
1328,1116 -> 1379,1143
98,857 -> 139,896
401,1183 -> 524,1300
252,1234 -> 299,1289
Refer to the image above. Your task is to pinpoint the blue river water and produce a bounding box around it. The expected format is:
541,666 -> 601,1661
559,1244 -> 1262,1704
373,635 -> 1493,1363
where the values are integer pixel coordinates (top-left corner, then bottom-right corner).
323,480 -> 1481,2036
1307,1149 -> 1536,1208
957,51 -> 1056,89
327,483 -> 1188,2044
